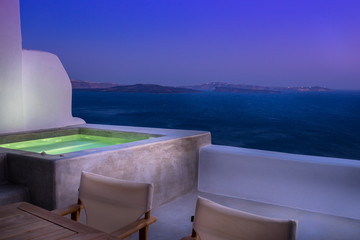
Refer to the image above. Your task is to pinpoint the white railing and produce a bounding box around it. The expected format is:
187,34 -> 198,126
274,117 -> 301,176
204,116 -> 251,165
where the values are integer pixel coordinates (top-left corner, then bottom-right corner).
198,145 -> 360,220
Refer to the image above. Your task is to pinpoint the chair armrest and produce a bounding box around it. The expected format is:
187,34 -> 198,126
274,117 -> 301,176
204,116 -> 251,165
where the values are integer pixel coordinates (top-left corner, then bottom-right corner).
51,204 -> 83,216
111,216 -> 157,239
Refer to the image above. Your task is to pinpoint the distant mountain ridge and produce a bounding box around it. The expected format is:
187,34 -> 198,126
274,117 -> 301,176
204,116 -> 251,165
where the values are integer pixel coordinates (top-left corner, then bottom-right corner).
71,80 -> 199,93
183,82 -> 331,92
71,80 -> 119,89
214,87 -> 280,94
96,84 -> 199,94
71,80 -> 331,93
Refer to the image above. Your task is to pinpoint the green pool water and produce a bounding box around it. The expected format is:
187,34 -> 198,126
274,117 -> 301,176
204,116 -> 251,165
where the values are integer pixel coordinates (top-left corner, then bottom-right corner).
0,134 -> 150,155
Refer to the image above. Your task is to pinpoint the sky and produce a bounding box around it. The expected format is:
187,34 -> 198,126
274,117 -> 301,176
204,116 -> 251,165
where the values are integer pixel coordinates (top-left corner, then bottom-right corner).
20,0 -> 360,89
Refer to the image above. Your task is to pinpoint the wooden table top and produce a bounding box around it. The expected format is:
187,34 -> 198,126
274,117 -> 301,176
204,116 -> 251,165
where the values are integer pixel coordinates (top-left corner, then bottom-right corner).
0,202 -> 118,240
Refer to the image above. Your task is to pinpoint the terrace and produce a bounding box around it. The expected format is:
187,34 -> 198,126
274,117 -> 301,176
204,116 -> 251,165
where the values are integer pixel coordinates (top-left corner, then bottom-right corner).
1,125 -> 360,239
1,0 -> 360,239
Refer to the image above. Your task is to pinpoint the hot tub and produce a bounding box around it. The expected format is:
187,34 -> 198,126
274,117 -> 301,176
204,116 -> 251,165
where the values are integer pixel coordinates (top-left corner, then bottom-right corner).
0,127 -> 160,156
0,124 -> 211,210
0,128 -> 156,155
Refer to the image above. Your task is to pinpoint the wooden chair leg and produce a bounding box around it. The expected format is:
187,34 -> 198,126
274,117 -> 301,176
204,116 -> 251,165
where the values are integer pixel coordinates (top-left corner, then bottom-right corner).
70,209 -> 80,221
180,228 -> 198,240
71,199 -> 82,221
191,228 -> 197,238
139,226 -> 148,240
139,210 -> 151,240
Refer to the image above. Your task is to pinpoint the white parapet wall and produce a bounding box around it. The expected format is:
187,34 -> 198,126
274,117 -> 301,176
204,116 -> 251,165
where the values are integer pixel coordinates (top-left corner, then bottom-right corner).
22,50 -> 84,130
0,0 -> 24,133
0,0 -> 84,134
198,144 -> 360,220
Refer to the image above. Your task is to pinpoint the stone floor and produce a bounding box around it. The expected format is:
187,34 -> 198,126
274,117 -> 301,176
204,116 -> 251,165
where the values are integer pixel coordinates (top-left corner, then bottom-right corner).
77,190 -> 360,240
145,191 -> 360,240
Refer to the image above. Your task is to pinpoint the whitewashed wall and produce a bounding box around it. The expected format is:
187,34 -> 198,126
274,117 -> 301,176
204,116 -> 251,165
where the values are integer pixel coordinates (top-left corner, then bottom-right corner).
22,50 -> 84,131
199,144 -> 360,220
0,0 -> 84,134
0,0 -> 24,133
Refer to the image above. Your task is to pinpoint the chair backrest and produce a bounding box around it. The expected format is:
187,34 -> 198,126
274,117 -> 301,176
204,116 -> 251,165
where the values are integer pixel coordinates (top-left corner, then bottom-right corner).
193,197 -> 297,240
79,171 -> 154,233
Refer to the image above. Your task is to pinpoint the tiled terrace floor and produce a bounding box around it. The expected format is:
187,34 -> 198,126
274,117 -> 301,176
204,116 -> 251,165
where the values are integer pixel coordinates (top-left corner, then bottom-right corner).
146,191 -> 360,240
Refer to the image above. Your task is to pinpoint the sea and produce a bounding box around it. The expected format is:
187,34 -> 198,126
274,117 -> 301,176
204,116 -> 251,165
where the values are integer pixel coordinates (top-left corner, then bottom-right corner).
72,91 -> 360,161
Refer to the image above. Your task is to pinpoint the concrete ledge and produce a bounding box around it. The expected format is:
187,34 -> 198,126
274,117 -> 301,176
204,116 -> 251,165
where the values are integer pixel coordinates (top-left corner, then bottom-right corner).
0,184 -> 29,206
0,153 -> 29,206
0,154 -> 6,184
150,191 -> 360,240
198,144 -> 360,220
2,124 -> 211,210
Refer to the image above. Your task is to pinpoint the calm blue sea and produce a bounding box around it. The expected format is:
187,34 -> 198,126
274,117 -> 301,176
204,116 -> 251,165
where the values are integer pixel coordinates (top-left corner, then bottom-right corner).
72,91 -> 360,160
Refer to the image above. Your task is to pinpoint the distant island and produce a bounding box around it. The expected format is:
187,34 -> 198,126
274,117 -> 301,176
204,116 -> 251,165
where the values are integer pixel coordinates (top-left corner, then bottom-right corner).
183,82 -> 331,93
71,80 -> 199,93
71,80 -> 119,89
213,87 -> 280,94
71,80 -> 331,94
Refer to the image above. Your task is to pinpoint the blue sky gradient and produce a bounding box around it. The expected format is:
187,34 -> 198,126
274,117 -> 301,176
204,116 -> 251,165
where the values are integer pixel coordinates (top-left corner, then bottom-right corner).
20,0 -> 360,89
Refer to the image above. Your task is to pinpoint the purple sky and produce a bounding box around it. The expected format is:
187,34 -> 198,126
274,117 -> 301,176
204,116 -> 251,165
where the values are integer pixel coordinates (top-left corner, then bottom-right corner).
20,0 -> 360,89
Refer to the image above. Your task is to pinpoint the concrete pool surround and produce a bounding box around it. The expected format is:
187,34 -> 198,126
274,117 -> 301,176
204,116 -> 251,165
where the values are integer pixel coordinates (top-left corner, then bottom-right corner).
0,124 -> 211,210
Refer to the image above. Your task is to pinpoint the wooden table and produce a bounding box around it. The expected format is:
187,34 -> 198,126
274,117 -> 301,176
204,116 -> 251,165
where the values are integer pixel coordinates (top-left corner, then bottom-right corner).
0,202 -> 118,240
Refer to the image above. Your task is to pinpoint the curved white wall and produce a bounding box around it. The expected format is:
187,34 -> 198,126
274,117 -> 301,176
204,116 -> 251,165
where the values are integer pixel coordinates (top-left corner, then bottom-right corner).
0,0 -> 24,133
199,145 -> 360,220
22,50 -> 84,131
0,0 -> 84,134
